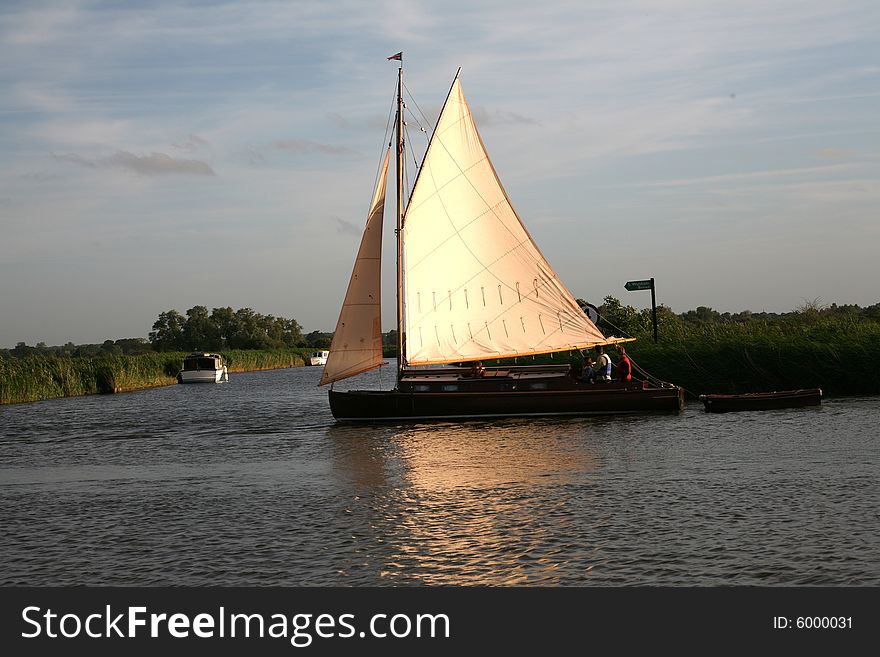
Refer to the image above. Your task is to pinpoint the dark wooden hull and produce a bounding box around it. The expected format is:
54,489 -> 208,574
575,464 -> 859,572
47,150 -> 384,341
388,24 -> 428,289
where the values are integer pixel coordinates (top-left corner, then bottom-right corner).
329,366 -> 683,421
699,388 -> 822,413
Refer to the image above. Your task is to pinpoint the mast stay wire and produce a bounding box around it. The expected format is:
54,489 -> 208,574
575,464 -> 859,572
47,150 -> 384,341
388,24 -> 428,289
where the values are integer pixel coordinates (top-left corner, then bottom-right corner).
367,85 -> 398,200
365,83 -> 400,391
400,82 -> 431,200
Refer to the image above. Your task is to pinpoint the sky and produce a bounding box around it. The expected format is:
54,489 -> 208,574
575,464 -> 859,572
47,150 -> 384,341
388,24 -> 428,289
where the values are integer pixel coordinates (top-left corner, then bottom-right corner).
1,0 -> 878,348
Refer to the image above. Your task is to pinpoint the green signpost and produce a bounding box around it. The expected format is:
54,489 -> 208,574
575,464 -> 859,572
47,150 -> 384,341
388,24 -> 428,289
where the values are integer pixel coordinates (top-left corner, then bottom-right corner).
624,277 -> 658,342
624,279 -> 653,291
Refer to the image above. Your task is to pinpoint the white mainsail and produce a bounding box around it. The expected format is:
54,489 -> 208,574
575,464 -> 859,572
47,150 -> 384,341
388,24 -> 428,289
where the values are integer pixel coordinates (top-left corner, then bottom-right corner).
319,148 -> 390,385
401,78 -> 611,366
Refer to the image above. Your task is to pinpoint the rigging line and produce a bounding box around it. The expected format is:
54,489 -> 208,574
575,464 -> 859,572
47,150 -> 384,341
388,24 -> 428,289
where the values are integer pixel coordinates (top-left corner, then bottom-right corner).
402,81 -> 432,132
399,96 -> 430,184
402,124 -> 417,198
401,123 -> 420,179
403,101 -> 429,137
631,355 -> 698,399
366,85 -> 398,199
594,314 -> 635,340
399,72 -> 462,229
635,362 -> 693,397
590,325 -> 691,396
627,354 -> 674,388
676,340 -> 738,398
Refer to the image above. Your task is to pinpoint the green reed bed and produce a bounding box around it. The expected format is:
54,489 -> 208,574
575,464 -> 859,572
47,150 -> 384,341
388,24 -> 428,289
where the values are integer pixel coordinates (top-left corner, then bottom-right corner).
0,353 -> 182,405
222,348 -> 307,372
612,318 -> 880,397
484,316 -> 880,398
0,349 -> 310,405
4,321 -> 877,404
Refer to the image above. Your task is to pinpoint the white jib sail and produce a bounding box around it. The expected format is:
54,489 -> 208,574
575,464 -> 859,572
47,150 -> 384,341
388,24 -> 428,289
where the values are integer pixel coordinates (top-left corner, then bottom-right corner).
320,148 -> 390,385
402,78 -> 609,366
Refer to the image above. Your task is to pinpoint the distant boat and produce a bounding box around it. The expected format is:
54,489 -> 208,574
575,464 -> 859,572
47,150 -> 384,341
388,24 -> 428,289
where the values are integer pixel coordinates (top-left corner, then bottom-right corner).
309,351 -> 329,366
177,353 -> 228,384
319,55 -> 684,421
700,388 -> 822,413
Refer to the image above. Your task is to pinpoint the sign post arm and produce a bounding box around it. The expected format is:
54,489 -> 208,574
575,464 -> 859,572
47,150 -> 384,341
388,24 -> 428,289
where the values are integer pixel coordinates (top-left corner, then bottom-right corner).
625,278 -> 659,342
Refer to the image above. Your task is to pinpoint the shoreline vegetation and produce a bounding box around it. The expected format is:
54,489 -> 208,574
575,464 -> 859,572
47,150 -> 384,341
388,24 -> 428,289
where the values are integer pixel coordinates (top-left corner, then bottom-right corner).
0,349 -> 311,405
2,298 -> 879,405
495,297 -> 880,400
494,319 -> 880,401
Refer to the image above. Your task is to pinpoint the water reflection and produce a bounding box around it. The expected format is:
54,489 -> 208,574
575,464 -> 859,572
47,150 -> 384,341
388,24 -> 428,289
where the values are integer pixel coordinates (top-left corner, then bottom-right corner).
325,418 -> 601,585
2,365 -> 877,586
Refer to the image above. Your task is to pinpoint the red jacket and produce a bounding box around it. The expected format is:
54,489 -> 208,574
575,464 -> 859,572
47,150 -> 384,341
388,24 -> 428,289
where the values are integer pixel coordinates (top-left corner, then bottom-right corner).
617,355 -> 632,381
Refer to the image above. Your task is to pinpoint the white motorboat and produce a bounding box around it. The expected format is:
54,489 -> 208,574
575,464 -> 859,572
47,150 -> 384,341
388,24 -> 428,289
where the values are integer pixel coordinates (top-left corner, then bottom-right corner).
309,351 -> 329,366
177,353 -> 229,383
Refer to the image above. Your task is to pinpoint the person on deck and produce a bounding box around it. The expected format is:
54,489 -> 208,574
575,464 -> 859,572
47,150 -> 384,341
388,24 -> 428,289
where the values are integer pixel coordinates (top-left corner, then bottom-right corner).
468,360 -> 485,378
580,357 -> 596,383
594,346 -> 612,382
616,345 -> 632,382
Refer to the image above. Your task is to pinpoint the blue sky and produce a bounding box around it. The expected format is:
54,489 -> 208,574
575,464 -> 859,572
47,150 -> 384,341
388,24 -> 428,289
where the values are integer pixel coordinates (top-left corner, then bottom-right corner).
1,0 -> 878,347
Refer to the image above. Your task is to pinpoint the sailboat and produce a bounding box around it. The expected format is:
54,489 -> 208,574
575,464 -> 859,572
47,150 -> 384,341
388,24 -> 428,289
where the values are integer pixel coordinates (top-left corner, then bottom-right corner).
320,55 -> 683,421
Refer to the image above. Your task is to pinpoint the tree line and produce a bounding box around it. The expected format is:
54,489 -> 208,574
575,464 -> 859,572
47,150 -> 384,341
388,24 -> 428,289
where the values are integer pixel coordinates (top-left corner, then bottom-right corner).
3,338 -> 155,359
584,296 -> 880,341
2,306 -> 331,358
4,299 -> 879,359
149,306 -> 306,352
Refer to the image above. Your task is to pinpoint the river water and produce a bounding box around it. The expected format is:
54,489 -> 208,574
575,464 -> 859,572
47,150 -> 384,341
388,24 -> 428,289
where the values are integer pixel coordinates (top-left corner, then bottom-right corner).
0,365 -> 877,586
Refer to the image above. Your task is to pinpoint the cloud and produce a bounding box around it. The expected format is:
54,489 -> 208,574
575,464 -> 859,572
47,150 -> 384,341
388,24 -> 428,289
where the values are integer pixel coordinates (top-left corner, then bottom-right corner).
18,171 -> 62,182
629,163 -> 860,189
11,83 -> 76,113
172,134 -> 210,152
273,139 -> 357,156
470,107 -> 539,127
108,152 -> 215,176
53,151 -> 216,176
52,152 -> 96,168
332,217 -> 361,236
818,148 -> 856,160
239,147 -> 268,166
2,5 -> 80,46
1,0 -> 877,346
34,119 -> 134,148
326,112 -> 351,128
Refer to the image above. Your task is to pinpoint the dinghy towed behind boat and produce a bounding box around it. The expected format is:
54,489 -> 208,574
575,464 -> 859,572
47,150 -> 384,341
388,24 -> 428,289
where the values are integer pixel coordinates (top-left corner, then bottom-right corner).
700,389 -> 822,413
319,54 -> 683,421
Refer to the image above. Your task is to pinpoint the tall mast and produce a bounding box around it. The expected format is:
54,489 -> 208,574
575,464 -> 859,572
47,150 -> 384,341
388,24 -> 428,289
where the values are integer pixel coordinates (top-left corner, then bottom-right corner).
395,55 -> 405,382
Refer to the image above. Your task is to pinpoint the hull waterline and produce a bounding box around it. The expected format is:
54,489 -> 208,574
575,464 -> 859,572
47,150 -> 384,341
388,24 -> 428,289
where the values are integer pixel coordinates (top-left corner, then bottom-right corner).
329,372 -> 684,421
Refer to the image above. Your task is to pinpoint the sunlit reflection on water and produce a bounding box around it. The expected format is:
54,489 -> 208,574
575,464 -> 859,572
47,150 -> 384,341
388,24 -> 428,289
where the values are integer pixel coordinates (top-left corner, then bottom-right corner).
1,367 -> 878,586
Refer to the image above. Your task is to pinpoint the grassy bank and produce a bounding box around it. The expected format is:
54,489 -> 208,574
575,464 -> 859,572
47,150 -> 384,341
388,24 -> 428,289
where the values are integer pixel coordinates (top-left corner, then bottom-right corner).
220,349 -> 308,372
484,317 -> 880,398
4,321 -> 879,405
625,318 -> 880,398
0,349 -> 309,405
